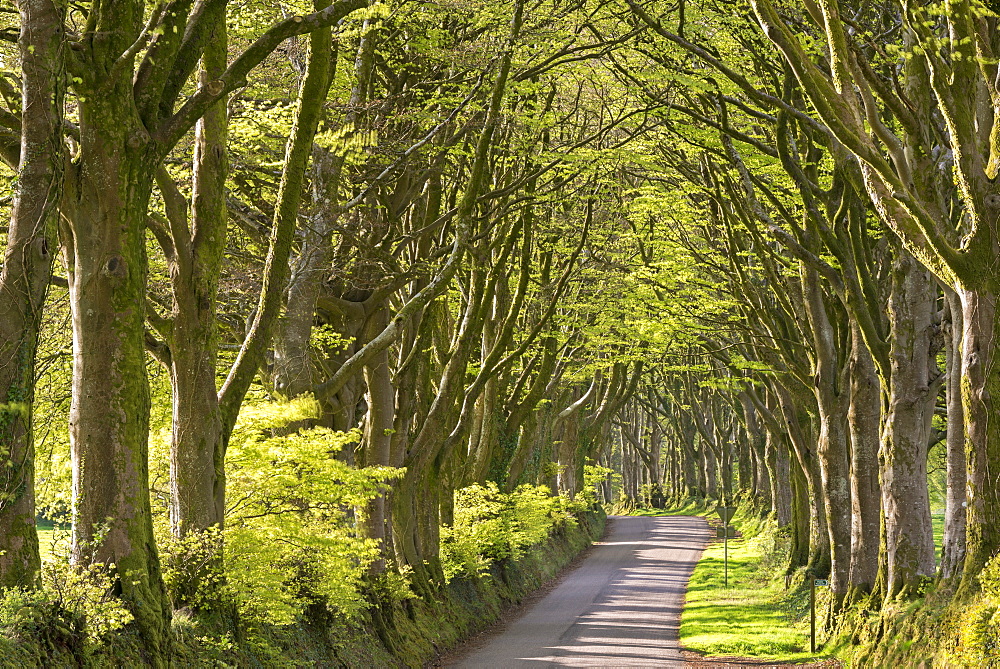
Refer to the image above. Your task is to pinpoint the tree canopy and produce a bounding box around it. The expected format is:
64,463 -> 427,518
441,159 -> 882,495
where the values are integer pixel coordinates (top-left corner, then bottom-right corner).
1,0 -> 1000,663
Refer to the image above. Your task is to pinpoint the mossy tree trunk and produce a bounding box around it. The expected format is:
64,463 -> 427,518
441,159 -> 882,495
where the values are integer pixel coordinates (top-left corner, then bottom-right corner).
0,0 -> 66,589
956,282 -> 1000,589
58,1 -> 172,654
847,324 -> 881,599
153,6 -> 229,543
788,450 -> 811,573
360,306 -> 394,573
882,248 -> 940,598
941,287 -> 967,580
774,382 -> 830,576
63,97 -> 169,663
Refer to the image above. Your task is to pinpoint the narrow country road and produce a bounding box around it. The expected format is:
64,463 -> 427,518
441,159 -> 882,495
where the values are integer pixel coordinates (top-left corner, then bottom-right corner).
448,514 -> 712,668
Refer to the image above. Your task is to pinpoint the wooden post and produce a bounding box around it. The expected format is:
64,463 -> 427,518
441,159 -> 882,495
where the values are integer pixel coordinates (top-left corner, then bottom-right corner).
810,577 -> 816,653
724,525 -> 729,588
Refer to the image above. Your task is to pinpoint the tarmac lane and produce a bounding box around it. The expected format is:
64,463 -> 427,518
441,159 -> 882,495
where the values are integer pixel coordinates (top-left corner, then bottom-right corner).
448,514 -> 712,668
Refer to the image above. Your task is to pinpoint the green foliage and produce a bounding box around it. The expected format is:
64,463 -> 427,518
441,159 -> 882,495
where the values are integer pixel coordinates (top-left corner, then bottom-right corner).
0,560 -> 134,651
309,323 -> 353,356
949,598 -> 1000,667
365,564 -> 418,604
156,398 -> 404,626
578,463 -> 612,506
0,519 -> 131,649
159,527 -> 225,611
944,554 -> 1000,666
0,402 -> 28,419
31,289 -> 74,525
224,401 -> 401,623
440,482 -> 575,580
980,554 -> 1000,601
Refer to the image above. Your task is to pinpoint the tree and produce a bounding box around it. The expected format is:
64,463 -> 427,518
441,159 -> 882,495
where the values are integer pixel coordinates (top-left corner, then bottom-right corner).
0,0 -> 65,589
747,0 -> 1000,592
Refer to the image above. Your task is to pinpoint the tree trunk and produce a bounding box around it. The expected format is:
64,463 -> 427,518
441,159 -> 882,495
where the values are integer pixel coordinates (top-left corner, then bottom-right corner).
681,419 -> 701,498
270,159 -> 336,399
361,306 -> 393,573
0,0 -> 65,589
848,323 -> 881,598
64,108 -> 169,662
789,450 -> 811,572
557,410 -> 580,495
167,13 -> 228,540
737,428 -> 754,498
742,395 -> 771,512
940,287 -> 966,580
882,250 -> 938,598
816,396 -> 852,597
957,283 -> 1000,590
802,264 -> 851,597
774,383 -> 829,576
768,430 -> 792,527
703,441 -> 717,498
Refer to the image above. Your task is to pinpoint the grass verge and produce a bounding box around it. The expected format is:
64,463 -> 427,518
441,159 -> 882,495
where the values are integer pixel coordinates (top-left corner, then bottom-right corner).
622,501 -> 838,665
680,526 -> 824,662
625,499 -> 708,517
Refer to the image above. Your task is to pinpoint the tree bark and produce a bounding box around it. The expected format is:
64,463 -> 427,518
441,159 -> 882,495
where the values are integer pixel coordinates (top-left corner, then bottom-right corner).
940,287 -> 966,580
165,7 -> 228,540
63,105 -> 169,664
801,265 -> 851,597
0,0 -> 65,588
957,284 -> 1000,589
360,305 -> 393,572
768,430 -> 792,527
774,382 -> 829,576
703,441 -> 718,499
847,323 -> 881,598
741,395 -> 771,512
789,447 -> 811,573
882,249 -> 938,598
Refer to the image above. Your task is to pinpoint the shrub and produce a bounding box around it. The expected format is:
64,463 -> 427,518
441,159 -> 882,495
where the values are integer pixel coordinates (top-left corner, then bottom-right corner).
157,397 -> 404,626
946,553 -> 1000,667
440,482 -> 575,580
950,599 -> 1000,667
0,560 -> 133,654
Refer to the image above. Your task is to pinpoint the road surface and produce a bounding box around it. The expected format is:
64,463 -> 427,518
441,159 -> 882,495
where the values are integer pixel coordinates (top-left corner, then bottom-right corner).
449,514 -> 712,668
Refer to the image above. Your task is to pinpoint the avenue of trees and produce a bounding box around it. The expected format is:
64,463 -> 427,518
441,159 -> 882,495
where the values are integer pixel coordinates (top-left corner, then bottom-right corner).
2,0 -> 1000,662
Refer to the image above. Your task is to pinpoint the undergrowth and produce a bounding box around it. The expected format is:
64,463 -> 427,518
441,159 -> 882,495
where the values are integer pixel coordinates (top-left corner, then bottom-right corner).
828,552 -> 1000,667
0,399 -> 609,667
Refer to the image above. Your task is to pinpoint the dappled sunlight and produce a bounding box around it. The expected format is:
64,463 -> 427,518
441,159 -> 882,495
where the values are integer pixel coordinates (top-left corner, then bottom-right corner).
451,515 -> 711,667
680,525 -> 819,664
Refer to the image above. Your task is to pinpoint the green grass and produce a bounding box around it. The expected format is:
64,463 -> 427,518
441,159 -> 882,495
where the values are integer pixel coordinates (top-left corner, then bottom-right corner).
680,521 -> 831,664
36,519 -> 69,564
624,499 -> 709,517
